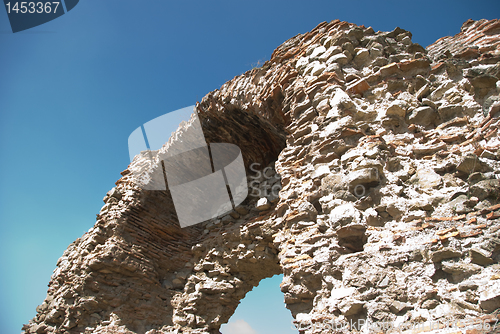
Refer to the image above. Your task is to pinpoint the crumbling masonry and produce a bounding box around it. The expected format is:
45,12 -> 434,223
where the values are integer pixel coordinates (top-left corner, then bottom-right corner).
24,19 -> 500,334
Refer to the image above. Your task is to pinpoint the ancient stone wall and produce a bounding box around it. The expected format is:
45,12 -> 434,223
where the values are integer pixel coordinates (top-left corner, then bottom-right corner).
24,19 -> 500,334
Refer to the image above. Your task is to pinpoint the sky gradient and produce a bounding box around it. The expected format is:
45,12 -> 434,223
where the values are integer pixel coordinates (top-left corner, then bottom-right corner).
1,1 -> 499,333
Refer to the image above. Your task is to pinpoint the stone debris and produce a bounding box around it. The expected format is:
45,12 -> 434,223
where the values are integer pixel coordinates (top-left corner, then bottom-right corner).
23,19 -> 500,334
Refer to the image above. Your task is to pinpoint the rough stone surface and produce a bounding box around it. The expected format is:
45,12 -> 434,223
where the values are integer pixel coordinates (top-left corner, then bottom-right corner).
23,19 -> 500,334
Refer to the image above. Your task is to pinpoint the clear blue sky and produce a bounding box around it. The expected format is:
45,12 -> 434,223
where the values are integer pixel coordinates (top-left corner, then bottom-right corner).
0,1 -> 498,333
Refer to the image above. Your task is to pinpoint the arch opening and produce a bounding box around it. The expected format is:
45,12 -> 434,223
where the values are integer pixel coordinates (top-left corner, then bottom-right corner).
220,274 -> 297,334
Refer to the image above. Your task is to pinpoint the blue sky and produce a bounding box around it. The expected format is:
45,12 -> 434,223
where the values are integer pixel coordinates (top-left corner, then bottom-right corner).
0,1 -> 498,333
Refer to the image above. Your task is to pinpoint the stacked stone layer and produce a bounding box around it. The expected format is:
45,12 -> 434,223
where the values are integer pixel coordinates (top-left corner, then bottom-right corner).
24,19 -> 500,334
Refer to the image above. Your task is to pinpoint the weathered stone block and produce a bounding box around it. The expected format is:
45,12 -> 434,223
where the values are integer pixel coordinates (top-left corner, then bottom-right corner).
408,106 -> 439,127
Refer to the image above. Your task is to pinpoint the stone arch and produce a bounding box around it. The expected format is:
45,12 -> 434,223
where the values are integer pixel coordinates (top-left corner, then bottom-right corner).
111,100 -> 289,333
25,19 -> 500,334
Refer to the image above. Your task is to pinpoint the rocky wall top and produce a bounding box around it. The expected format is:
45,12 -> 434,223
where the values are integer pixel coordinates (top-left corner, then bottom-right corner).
427,19 -> 500,61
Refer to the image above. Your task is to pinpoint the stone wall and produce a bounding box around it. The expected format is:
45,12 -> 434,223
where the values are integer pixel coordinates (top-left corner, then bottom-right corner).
24,19 -> 500,334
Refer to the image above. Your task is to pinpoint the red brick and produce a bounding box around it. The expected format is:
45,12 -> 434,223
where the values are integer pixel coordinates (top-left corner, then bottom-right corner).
436,226 -> 457,236
439,231 -> 460,240
347,78 -> 370,95
466,217 -> 477,225
340,128 -> 363,137
380,63 -> 400,78
421,222 -> 434,229
486,203 -> 500,212
459,230 -> 483,238
454,47 -> 480,59
398,58 -> 431,76
427,216 -> 453,222
439,134 -> 464,143
487,211 -> 500,220
431,62 -> 446,74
